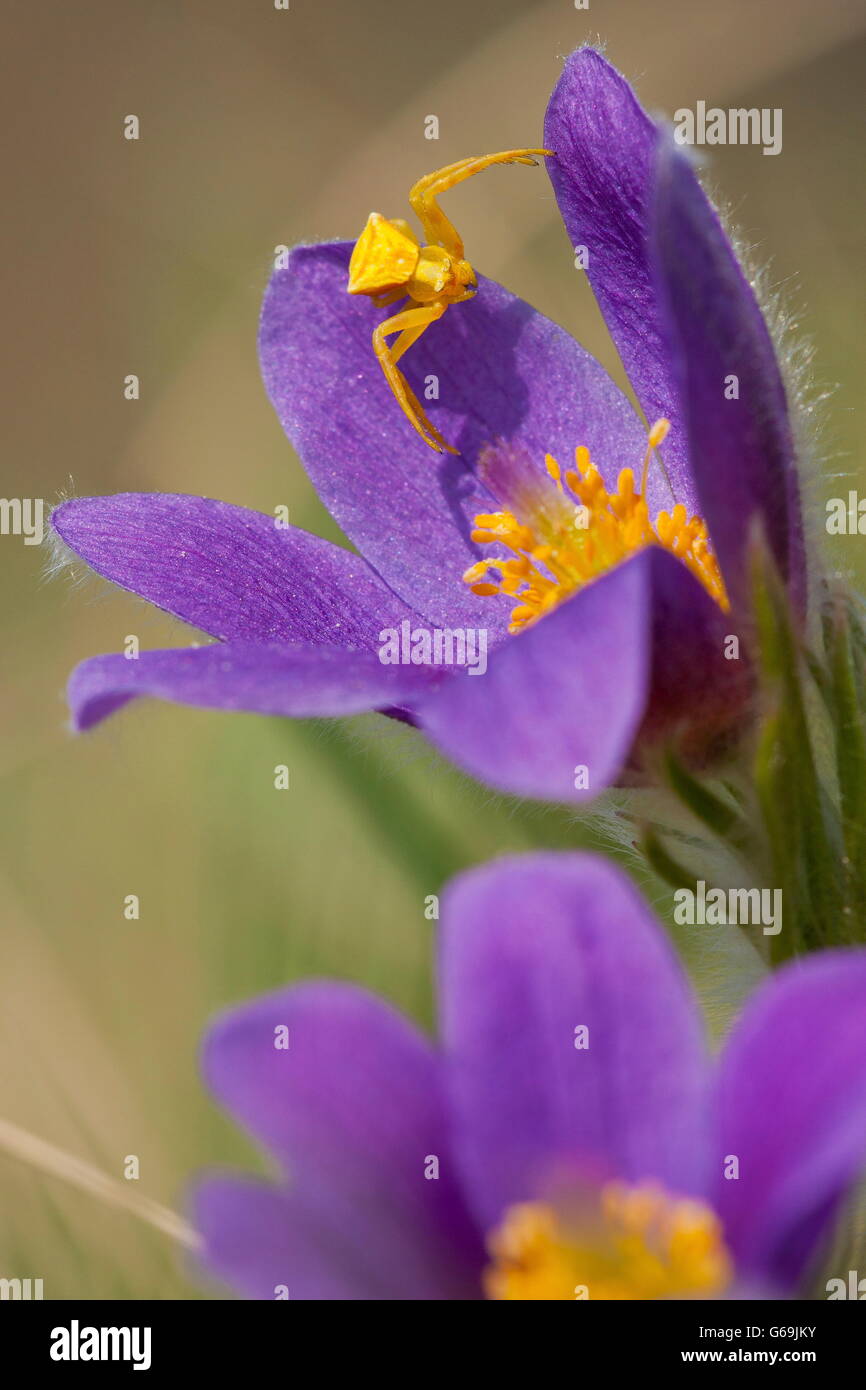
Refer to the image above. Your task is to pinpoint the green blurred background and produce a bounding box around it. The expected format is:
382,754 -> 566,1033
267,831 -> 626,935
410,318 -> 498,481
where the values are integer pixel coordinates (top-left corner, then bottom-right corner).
2,0 -> 865,1298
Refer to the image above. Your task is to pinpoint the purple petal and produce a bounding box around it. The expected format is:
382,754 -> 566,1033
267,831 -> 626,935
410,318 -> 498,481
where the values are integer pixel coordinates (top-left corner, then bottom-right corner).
193,1178 -> 377,1301
440,853 -> 710,1231
544,48 -> 696,518
650,139 -> 804,610
52,493 -> 416,647
634,547 -> 751,765
200,983 -> 484,1300
415,547 -> 743,803
67,641 -> 443,732
259,243 -> 647,632
415,552 -> 648,802
713,950 -> 866,1290
193,1177 -> 475,1302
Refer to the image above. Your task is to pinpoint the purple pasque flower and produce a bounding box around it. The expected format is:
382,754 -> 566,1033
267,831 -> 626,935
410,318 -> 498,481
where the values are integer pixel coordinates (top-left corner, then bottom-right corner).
52,47 -> 802,803
193,853 -> 866,1300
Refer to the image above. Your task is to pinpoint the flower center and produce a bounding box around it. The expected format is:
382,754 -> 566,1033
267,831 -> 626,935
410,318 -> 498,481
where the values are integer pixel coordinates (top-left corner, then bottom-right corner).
484,1182 -> 732,1301
464,421 -> 728,633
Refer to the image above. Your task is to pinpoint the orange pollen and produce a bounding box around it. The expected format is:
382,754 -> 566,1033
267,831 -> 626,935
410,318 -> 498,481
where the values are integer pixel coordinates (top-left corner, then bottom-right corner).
463,422 -> 728,633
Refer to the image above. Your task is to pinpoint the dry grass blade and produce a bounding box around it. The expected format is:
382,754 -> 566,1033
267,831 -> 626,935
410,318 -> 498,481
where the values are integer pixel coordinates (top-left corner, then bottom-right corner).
0,1117 -> 201,1253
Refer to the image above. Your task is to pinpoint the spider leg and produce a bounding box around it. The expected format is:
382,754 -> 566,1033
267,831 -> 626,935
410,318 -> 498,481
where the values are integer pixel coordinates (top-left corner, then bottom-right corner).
410,148 -> 551,257
371,287 -> 407,310
372,303 -> 457,454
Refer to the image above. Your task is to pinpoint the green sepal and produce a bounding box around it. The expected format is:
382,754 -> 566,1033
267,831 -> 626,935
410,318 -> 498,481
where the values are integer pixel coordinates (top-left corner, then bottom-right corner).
749,538 -> 846,955
641,825 -> 699,891
662,748 -> 752,854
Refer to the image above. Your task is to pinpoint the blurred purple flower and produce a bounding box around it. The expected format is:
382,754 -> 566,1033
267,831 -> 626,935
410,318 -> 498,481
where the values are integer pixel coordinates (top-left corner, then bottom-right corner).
192,854 -> 866,1300
52,48 -> 802,801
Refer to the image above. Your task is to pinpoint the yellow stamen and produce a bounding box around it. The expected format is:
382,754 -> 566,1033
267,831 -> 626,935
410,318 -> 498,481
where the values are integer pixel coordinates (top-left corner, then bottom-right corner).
485,1183 -> 732,1301
641,416 -> 671,496
464,421 -> 728,632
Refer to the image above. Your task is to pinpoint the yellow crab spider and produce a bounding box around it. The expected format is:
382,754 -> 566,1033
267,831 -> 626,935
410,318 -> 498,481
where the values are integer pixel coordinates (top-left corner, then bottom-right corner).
347,149 -> 552,454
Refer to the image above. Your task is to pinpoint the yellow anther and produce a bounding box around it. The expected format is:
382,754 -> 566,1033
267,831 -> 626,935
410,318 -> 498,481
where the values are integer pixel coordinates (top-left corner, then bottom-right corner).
485,1183 -> 732,1301
648,417 -> 671,450
464,422 -> 728,631
640,416 -> 671,495
462,561 -> 491,584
